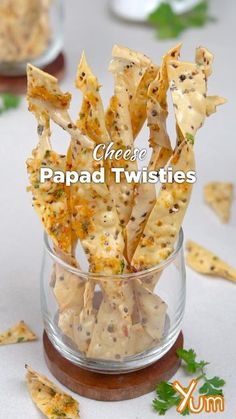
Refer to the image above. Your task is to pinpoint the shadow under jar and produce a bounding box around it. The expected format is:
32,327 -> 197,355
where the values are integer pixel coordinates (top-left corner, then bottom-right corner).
0,0 -> 63,76
41,229 -> 186,374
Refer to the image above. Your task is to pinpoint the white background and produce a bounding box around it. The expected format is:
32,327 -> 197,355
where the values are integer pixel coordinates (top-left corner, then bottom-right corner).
0,0 -> 236,418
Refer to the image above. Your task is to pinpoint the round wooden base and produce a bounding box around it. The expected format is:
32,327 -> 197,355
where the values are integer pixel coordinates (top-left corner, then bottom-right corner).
43,331 -> 183,401
0,53 -> 65,94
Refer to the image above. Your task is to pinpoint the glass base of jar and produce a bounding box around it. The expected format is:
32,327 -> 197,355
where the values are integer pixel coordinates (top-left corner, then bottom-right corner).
43,305 -> 184,374
43,330 -> 183,400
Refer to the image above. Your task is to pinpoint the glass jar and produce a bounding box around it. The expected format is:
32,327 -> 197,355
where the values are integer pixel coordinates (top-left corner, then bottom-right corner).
0,0 -> 63,76
41,229 -> 186,374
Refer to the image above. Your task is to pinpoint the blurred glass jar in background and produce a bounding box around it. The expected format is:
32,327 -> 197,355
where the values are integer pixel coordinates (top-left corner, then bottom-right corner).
110,0 -> 202,22
0,0 -> 63,76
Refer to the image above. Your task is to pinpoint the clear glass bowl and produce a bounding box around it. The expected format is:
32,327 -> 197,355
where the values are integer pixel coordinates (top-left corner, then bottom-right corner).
41,229 -> 186,374
0,0 -> 63,76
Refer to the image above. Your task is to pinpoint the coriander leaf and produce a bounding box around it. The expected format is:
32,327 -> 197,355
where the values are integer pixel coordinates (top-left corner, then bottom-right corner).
199,381 -> 223,396
207,376 -> 226,388
0,93 -> 21,114
156,381 -> 176,401
153,393 -> 181,415
148,1 -> 214,40
199,376 -> 225,396
176,348 -> 209,373
153,381 -> 189,416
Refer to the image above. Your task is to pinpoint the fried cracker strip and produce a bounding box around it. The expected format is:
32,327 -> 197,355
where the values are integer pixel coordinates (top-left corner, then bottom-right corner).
72,280 -> 97,353
204,182 -> 233,223
26,365 -> 80,419
132,141 -> 194,271
186,240 -> 236,282
0,321 -> 36,345
125,46 -> 180,261
87,297 -> 129,360
27,64 -> 126,275
132,47 -> 225,272
76,52 -> 110,145
106,45 -> 151,140
27,65 -> 74,257
133,280 -> 167,341
87,282 -> 134,360
105,45 -> 151,226
130,63 -> 159,138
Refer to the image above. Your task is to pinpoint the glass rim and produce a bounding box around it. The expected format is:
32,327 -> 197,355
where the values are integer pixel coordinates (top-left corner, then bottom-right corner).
43,228 -> 184,279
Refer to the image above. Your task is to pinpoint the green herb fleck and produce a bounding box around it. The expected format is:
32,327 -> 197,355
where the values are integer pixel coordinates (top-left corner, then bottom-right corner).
17,337 -> 25,343
120,259 -> 125,274
82,221 -> 89,233
51,408 -> 66,417
0,93 -> 21,114
55,189 -> 64,198
185,132 -> 195,145
148,1 -> 214,40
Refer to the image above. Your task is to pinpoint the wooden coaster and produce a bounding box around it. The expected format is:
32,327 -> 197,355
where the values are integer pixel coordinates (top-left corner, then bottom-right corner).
43,331 -> 183,401
0,53 -> 65,94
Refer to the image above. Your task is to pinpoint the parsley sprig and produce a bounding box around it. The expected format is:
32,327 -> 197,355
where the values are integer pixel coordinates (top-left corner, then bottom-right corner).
0,93 -> 21,114
148,1 -> 215,39
152,348 -> 225,416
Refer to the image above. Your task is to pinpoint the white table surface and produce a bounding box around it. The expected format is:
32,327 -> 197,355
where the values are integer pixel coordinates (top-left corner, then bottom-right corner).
1,1 -> 236,418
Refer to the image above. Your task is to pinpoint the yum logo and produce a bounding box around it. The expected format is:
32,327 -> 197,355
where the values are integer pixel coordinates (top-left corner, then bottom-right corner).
173,379 -> 224,414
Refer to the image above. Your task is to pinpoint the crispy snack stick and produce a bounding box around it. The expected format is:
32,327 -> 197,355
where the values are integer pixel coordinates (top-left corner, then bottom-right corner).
0,321 -> 36,345
186,240 -> 236,282
72,280 -> 97,353
27,64 -> 126,275
106,45 -> 151,142
26,86 -> 74,257
130,63 -> 159,138
26,365 -> 80,419
76,52 -> 110,145
105,45 -> 151,226
132,140 -> 194,271
132,48 -> 225,273
133,280 -> 167,341
125,46 -> 180,262
74,52 -> 157,354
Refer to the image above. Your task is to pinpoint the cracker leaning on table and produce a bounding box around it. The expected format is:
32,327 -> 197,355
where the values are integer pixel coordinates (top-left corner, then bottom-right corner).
0,321 -> 36,345
186,240 -> 236,282
26,365 -> 80,419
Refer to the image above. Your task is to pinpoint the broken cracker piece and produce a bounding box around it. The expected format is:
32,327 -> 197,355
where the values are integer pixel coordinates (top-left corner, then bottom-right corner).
186,240 -> 236,282
204,182 -> 233,223
0,321 -> 37,345
26,365 -> 80,419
